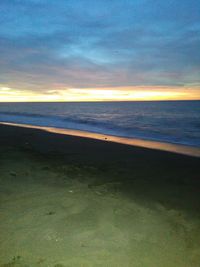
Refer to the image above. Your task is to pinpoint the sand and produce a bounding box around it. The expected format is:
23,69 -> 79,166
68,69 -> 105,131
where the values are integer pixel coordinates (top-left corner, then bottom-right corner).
0,124 -> 200,267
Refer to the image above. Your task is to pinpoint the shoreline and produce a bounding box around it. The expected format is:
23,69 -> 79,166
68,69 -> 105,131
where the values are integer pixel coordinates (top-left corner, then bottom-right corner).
1,121 -> 200,158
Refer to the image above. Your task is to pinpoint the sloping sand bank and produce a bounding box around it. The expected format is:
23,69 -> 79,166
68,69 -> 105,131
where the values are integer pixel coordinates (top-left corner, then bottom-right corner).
0,124 -> 200,267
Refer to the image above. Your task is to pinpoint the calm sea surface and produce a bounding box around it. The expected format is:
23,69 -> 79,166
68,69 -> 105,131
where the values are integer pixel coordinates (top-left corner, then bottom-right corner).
0,101 -> 200,147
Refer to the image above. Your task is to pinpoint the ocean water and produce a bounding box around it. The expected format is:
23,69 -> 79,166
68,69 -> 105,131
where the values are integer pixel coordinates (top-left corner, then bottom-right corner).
0,101 -> 200,147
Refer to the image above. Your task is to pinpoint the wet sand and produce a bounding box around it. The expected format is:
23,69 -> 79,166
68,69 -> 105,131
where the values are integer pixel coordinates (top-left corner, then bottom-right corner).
0,124 -> 200,267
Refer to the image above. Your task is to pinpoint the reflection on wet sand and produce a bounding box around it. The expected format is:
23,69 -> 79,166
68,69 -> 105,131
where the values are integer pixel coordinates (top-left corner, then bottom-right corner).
1,122 -> 200,157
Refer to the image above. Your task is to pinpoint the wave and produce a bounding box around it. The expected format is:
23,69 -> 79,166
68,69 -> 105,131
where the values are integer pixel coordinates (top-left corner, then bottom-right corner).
0,110 -> 200,148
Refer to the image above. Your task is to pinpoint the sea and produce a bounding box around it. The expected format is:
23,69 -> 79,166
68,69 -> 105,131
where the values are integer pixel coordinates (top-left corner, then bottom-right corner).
0,101 -> 200,148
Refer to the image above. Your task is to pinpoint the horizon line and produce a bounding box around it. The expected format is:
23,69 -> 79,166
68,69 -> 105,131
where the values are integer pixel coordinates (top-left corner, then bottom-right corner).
0,99 -> 200,103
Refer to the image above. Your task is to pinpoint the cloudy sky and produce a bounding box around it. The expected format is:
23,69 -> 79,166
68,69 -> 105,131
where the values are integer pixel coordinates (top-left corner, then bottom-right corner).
0,0 -> 200,101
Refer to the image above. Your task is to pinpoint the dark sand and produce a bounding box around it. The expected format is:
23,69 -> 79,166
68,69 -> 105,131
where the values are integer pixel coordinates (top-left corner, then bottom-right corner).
0,124 -> 200,267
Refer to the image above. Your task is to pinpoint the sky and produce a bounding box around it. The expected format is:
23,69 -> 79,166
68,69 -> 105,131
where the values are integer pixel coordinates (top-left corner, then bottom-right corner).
0,0 -> 200,101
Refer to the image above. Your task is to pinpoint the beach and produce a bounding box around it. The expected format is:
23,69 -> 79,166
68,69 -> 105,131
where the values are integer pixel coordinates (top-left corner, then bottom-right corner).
0,124 -> 200,267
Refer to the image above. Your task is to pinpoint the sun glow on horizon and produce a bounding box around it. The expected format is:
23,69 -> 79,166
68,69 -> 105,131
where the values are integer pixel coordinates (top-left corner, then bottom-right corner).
0,86 -> 200,102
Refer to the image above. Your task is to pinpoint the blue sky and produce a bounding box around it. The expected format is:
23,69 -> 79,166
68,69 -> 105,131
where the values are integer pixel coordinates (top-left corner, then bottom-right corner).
0,0 -> 200,100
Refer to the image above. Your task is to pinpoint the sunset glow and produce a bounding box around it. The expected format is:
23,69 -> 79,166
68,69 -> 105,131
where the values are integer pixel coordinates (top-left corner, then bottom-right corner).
0,86 -> 199,102
0,1 -> 199,102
